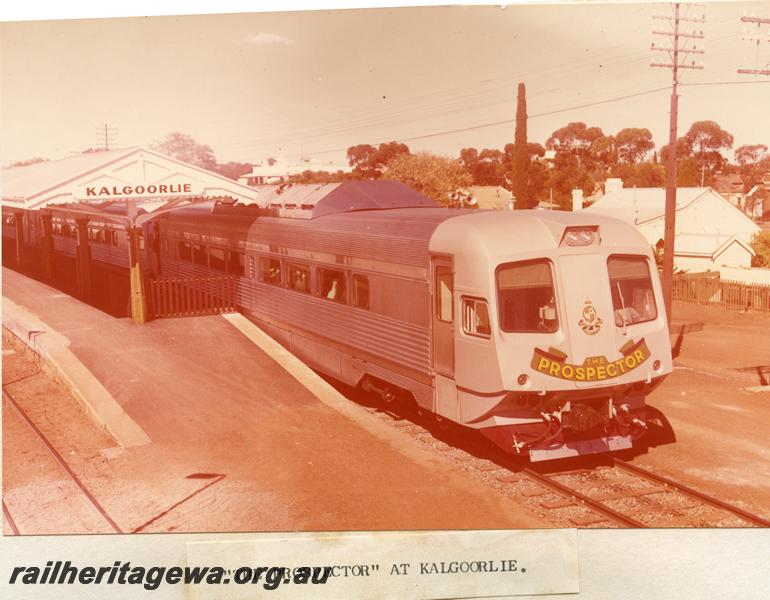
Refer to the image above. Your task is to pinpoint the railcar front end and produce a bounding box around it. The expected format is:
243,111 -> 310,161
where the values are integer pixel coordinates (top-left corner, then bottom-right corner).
429,211 -> 673,462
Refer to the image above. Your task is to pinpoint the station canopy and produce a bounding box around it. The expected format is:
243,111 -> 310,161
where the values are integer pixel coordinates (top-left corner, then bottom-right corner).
1,146 -> 262,225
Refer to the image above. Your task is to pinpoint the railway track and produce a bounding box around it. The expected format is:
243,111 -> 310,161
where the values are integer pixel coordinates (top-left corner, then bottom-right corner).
521,458 -> 770,528
362,403 -> 770,529
2,382 -> 224,535
2,386 -> 124,534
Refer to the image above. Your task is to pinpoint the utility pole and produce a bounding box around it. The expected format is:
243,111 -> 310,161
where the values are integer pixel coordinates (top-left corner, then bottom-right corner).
650,3 -> 704,325
738,14 -> 770,76
96,124 -> 118,151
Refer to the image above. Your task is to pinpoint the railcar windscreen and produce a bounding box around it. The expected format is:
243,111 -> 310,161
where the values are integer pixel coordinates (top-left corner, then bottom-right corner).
607,255 -> 657,326
497,260 -> 558,333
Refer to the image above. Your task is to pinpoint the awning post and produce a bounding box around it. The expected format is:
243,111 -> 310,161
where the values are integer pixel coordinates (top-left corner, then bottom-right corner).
128,226 -> 148,324
74,218 -> 93,297
13,210 -> 25,268
40,211 -> 54,281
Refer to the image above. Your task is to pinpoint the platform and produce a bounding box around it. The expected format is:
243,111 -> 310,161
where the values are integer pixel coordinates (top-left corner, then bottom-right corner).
2,267 -> 545,533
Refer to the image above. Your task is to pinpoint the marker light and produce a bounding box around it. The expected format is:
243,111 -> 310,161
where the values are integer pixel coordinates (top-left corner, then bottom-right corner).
653,360 -> 661,371
517,374 -> 529,386
561,226 -> 598,247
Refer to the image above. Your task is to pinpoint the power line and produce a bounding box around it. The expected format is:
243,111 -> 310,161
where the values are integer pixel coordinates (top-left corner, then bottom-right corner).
262,77 -> 769,163
650,2 -> 705,324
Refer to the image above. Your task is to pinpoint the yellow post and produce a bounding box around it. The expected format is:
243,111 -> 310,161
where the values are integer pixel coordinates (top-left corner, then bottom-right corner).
128,227 -> 148,324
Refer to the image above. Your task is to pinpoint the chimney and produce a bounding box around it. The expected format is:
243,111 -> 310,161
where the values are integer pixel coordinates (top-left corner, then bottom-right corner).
571,189 -> 584,211
605,178 -> 623,194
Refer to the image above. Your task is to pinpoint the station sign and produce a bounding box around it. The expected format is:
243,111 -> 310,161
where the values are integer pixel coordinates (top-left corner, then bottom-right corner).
74,181 -> 204,200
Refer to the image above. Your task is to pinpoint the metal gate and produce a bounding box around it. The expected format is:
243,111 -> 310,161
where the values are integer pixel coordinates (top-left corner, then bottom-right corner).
147,275 -> 238,319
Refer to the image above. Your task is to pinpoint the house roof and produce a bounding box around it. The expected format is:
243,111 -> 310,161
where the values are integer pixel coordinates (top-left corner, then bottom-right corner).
584,187 -> 710,226
675,233 -> 755,258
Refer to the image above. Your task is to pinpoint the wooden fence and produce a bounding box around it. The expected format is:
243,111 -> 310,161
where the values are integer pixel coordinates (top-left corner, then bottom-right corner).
148,276 -> 238,319
672,274 -> 770,312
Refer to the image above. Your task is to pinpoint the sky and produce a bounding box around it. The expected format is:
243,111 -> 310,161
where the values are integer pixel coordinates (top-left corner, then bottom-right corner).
1,1 -> 770,168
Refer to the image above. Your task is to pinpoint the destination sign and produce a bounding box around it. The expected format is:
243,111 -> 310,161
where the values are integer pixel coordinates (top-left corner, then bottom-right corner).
531,338 -> 651,382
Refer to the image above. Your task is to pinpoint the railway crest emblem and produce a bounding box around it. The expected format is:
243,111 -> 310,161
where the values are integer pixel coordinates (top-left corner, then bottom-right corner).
578,299 -> 603,335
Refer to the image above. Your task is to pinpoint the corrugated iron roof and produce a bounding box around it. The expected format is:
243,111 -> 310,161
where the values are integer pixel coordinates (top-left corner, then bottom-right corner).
254,180 -> 438,218
2,148 -> 139,200
584,187 -> 708,225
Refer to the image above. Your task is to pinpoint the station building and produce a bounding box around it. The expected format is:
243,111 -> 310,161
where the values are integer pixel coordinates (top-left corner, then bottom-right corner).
2,147 -> 261,323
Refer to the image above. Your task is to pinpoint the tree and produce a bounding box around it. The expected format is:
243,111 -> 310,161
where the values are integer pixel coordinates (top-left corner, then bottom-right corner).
384,152 -> 472,206
214,161 -> 253,181
545,122 -> 605,170
512,82 -> 533,208
615,128 -> 655,164
153,132 -> 217,171
682,120 -> 734,184
347,141 -> 409,179
751,231 -> 770,268
735,144 -> 769,194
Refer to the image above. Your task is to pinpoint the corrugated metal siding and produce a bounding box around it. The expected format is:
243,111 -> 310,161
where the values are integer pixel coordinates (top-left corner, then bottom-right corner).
90,244 -> 129,267
160,259 -> 431,374
53,237 -> 76,255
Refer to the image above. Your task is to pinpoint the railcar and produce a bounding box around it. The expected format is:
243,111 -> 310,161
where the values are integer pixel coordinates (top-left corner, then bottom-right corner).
157,181 -> 673,462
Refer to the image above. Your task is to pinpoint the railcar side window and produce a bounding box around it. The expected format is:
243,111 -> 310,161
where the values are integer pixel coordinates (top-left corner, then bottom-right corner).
352,274 -> 370,310
436,267 -> 453,323
497,260 -> 558,333
209,247 -> 226,271
318,267 -> 346,303
260,257 -> 282,285
179,241 -> 192,262
287,263 -> 311,294
462,297 -> 491,337
193,244 -> 207,266
607,255 -> 657,326
228,251 -> 245,277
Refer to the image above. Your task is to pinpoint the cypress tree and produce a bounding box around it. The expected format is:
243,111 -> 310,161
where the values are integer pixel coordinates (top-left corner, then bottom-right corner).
512,82 -> 531,209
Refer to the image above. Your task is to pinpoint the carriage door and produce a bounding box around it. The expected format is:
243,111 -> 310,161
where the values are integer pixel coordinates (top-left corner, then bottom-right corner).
431,256 -> 455,377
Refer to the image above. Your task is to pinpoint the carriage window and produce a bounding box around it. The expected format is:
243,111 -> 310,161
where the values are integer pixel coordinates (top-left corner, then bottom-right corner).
352,274 -> 370,310
260,257 -> 282,285
209,247 -> 226,271
228,251 -> 245,276
287,263 -> 311,294
179,241 -> 192,261
318,267 -> 346,303
462,297 -> 491,337
193,243 -> 207,266
436,267 -> 453,323
497,260 -> 558,333
608,255 -> 657,327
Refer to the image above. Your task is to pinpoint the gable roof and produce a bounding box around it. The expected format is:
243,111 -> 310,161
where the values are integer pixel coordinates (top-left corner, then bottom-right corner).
2,147 -> 260,209
584,187 -> 709,225
584,186 -> 760,234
